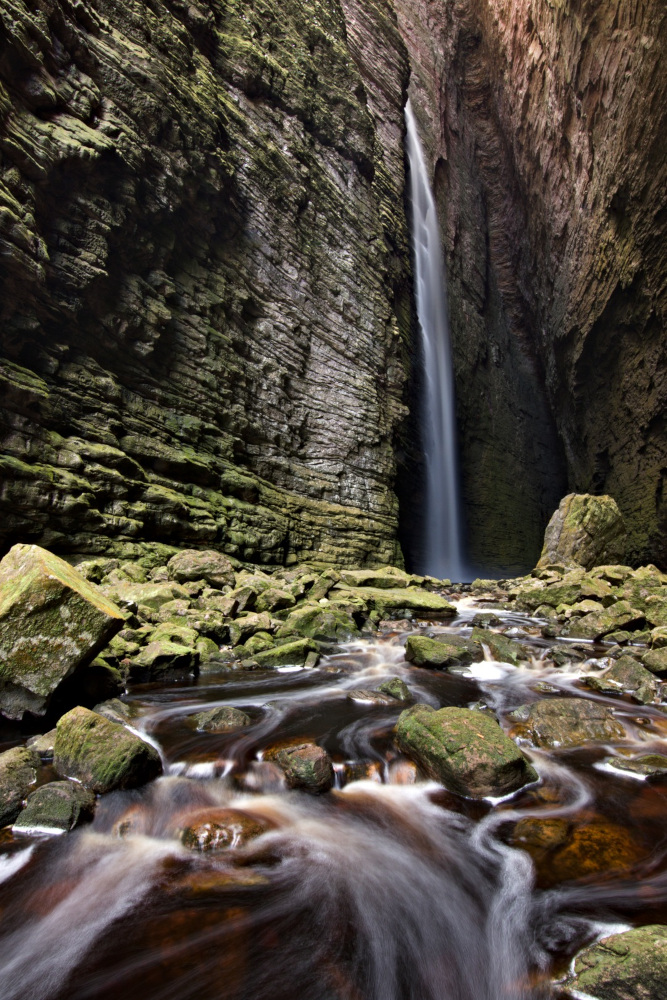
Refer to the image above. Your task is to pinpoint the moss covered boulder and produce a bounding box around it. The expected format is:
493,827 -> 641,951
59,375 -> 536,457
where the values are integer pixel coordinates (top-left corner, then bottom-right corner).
167,550 -> 235,588
470,628 -> 529,665
642,647 -> 667,674
276,604 -> 360,643
537,493 -> 628,570
129,640 -> 199,682
0,544 -> 126,719
564,925 -> 667,999
269,742 -> 334,793
338,587 -> 456,618
54,706 -> 162,793
13,780 -> 95,834
564,600 -> 646,639
395,705 -> 537,798
250,639 -> 318,668
339,567 -> 413,589
0,745 -> 39,827
584,655 -> 658,704
405,634 -> 480,668
509,697 -> 627,748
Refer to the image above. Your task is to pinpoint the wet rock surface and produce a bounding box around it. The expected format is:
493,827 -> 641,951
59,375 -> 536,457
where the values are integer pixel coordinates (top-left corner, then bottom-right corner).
510,697 -> 627,749
0,745 -> 39,828
13,780 -> 95,834
564,924 -> 667,1000
536,493 -> 628,571
395,705 -> 538,798
268,743 -> 334,793
192,707 -> 251,734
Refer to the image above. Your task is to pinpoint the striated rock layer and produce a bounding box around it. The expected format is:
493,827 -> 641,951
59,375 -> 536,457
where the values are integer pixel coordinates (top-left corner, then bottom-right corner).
0,0 -> 414,567
394,0 -> 666,571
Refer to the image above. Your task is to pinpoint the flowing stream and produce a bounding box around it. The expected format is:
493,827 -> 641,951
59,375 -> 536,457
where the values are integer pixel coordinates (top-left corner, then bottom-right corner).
405,101 -> 466,582
1,601 -> 667,999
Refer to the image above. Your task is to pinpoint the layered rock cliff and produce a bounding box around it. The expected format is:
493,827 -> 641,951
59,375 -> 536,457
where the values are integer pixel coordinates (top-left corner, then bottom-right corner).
0,0 -> 413,567
395,0 -> 666,570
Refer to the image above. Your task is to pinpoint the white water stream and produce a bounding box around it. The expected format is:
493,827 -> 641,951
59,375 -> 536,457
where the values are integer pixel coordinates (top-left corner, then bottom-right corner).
405,100 -> 467,581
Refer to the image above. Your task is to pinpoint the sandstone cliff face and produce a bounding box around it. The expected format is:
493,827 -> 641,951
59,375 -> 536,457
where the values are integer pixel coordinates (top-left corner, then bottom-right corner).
0,0 -> 412,567
395,0 -> 666,570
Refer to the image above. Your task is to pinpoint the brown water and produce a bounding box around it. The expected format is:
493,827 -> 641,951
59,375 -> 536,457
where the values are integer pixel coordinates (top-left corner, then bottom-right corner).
1,601 -> 667,1000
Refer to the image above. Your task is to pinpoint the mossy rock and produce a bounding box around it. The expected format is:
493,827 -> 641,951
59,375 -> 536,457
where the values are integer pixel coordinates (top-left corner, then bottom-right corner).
405,634 -> 480,668
254,587 -> 296,613
13,780 -> 95,834
395,705 -> 537,798
102,580 -> 190,611
338,587 -> 456,617
251,639 -> 318,668
565,925 -> 667,999
270,742 -> 334,793
192,706 -> 251,733
276,603 -> 360,643
509,697 -> 627,748
129,640 -> 199,681
54,706 -> 162,793
641,646 -> 667,674
167,549 -> 235,588
339,566 -> 412,589
470,628 -> 529,665
537,493 -> 627,570
564,600 -> 646,639
0,745 -> 39,827
584,655 -> 658,704
241,631 -> 275,656
377,678 -> 411,702
0,544 -> 125,719
229,612 -> 273,646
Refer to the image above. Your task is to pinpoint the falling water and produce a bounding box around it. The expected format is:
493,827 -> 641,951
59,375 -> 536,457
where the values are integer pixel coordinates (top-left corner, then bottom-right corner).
405,100 -> 466,581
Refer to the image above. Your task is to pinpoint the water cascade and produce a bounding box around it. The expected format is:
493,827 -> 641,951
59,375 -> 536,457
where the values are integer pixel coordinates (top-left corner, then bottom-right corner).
405,101 -> 467,581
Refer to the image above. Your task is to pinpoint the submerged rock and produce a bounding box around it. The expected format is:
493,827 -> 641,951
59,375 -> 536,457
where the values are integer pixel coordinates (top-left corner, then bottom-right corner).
395,705 -> 537,798
13,780 -> 95,834
0,745 -> 39,828
179,808 -> 268,851
0,544 -> 125,719
564,925 -> 667,999
192,706 -> 251,733
54,706 -> 162,793
607,754 -> 667,778
269,743 -> 334,793
510,697 -> 627,748
536,493 -> 627,570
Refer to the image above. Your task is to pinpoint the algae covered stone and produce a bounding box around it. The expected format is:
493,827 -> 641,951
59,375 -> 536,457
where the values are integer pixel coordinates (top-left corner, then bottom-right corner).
395,705 -> 537,798
564,924 -> 667,999
13,780 -> 95,834
510,697 -> 627,748
54,706 -> 162,793
192,706 -> 251,733
167,549 -> 235,588
584,655 -> 658,704
0,544 -> 126,719
405,635 -> 479,668
270,743 -> 334,793
537,493 -> 627,570
0,745 -> 39,827
337,587 -> 456,617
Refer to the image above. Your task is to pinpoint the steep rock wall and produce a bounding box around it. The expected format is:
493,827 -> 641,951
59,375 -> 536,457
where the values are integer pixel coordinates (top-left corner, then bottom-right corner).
395,0 -> 666,569
0,0 -> 413,567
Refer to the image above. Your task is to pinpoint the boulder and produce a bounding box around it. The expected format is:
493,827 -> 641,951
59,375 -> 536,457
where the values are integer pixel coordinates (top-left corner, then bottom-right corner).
54,706 -> 162,793
250,638 -> 318,668
269,742 -> 334,793
0,745 -> 39,827
0,544 -> 125,719
129,640 -> 199,681
179,807 -> 268,851
26,728 -> 57,760
470,628 -> 529,665
642,646 -> 667,674
276,604 -> 360,643
192,706 -> 251,733
395,705 -> 537,798
564,600 -> 645,639
509,697 -> 627,748
584,655 -> 658,704
346,688 -> 398,706
339,566 -> 412,589
405,634 -> 480,668
564,925 -> 667,1000
377,678 -> 411,702
101,580 -> 189,611
13,780 -> 95,834
255,587 -> 296,613
536,493 -> 627,570
335,586 -> 456,617
167,549 -> 235,588
229,612 -> 273,646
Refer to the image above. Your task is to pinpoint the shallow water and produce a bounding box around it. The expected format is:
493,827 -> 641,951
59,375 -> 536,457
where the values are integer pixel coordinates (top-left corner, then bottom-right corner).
1,603 -> 667,999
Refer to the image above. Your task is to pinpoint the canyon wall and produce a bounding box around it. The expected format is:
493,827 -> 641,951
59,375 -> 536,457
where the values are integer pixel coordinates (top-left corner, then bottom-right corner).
395,0 -> 666,570
0,0 -> 414,568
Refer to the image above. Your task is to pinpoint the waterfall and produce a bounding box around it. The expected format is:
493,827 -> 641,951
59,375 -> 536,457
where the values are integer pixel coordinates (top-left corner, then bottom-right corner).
405,100 -> 467,582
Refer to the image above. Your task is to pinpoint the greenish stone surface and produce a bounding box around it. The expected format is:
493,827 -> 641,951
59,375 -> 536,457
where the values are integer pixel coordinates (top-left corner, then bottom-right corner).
537,493 -> 628,570
13,780 -> 95,833
0,544 -> 125,719
129,640 -> 199,681
271,743 -> 334,793
405,634 -> 480,668
276,604 -> 360,643
509,697 -> 627,748
565,924 -> 667,999
0,745 -> 39,828
167,550 -> 235,588
54,706 -> 162,793
565,601 -> 645,640
378,678 -> 411,701
250,639 -> 318,668
584,656 -> 658,704
338,587 -> 456,617
395,705 -> 537,798
470,628 -> 529,665
192,706 -> 251,733
641,647 -> 667,675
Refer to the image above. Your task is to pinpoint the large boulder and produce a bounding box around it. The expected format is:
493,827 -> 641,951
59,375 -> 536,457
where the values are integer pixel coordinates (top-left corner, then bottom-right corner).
337,587 -> 456,617
167,549 -> 236,588
0,745 -> 39,827
395,705 -> 537,798
276,604 -> 361,643
536,493 -> 627,570
509,697 -> 627,748
564,925 -> 667,1000
584,655 -> 658,704
54,706 -> 162,793
405,635 -> 480,669
0,544 -> 125,719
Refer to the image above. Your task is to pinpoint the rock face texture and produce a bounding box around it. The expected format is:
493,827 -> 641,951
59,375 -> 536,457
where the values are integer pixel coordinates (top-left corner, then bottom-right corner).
394,0 -> 666,571
0,0 -> 413,567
